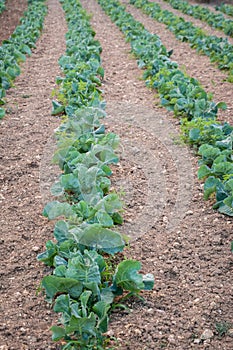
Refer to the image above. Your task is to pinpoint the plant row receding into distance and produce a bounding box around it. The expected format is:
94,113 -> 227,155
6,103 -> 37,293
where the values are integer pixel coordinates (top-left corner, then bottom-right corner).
97,0 -> 233,218
162,0 -> 233,37
38,0 -> 154,349
216,2 -> 233,18
127,0 -> 233,82
0,0 -> 47,118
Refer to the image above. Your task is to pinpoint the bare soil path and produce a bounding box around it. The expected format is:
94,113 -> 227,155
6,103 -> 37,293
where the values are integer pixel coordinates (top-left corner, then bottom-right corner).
0,0 -> 67,349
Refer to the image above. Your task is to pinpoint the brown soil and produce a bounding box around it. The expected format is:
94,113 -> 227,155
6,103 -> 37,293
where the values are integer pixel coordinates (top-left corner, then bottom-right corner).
0,0 -> 232,350
0,0 -> 28,44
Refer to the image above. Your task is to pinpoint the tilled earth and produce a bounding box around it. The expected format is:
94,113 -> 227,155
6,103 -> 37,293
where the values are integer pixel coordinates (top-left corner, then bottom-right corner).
0,0 -> 232,349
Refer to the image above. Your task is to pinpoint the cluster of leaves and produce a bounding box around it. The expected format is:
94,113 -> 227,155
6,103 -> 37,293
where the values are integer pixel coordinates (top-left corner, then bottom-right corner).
0,0 -> 47,119
0,0 -> 6,14
163,0 -> 233,37
38,0 -> 154,349
216,3 -> 233,17
129,0 -> 233,81
181,119 -> 233,216
98,0 -> 233,216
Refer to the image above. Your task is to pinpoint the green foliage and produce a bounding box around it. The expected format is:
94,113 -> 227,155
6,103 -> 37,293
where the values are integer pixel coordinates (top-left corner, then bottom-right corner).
39,1 -> 154,348
112,260 -> 144,293
98,0 -> 233,217
0,0 -> 6,14
0,0 -> 47,117
216,3 -> 233,18
129,0 -> 233,78
215,321 -> 233,338
164,0 -> 233,37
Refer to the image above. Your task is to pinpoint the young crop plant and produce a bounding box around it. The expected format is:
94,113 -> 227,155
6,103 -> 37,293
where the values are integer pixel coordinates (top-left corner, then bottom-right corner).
129,0 -> 233,81
38,0 -> 154,349
0,0 -> 47,119
97,0 -> 233,217
216,3 -> 233,18
0,0 -> 6,14
163,0 -> 233,37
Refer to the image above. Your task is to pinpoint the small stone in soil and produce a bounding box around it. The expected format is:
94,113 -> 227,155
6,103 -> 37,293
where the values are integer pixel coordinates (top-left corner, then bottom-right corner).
32,246 -> 40,252
200,329 -> 214,340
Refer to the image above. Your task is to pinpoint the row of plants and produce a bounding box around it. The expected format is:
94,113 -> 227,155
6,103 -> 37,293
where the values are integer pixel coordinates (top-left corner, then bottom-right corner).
128,0 -> 233,81
0,0 -> 47,119
97,0 -> 233,217
0,0 -> 6,14
216,3 -> 233,17
38,0 -> 154,349
162,0 -> 233,37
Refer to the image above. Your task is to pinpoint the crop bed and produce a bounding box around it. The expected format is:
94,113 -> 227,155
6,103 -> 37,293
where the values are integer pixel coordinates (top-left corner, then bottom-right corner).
0,0 -> 232,349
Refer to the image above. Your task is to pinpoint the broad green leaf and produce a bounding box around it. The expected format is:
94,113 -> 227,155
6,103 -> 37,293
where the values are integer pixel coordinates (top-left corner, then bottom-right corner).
189,128 -> 200,142
20,44 -> 32,55
93,301 -> 110,333
37,240 -> 57,266
96,210 -> 113,227
66,255 -> 101,285
0,107 -> 5,119
142,273 -> 155,290
60,173 -> 80,191
216,136 -> 233,150
53,294 -> 71,315
42,276 -> 83,301
225,179 -> 233,192
198,165 -> 212,179
51,326 -> 66,341
113,260 -> 144,293
218,203 -> 233,216
203,176 -> 220,200
112,212 -> 123,224
218,196 -> 233,216
70,302 -> 82,319
100,287 -> 114,304
84,281 -> 100,297
50,181 -> 64,196
80,290 -> 92,317
43,201 -> 74,220
51,100 -> 65,115
54,264 -> 67,277
198,144 -> 220,164
65,313 -> 96,336
78,224 -> 125,254
54,255 -> 67,267
213,162 -> 233,176
216,101 -> 227,110
54,220 -> 69,242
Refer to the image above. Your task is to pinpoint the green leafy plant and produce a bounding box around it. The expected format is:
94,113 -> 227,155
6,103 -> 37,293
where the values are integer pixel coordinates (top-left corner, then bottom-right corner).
215,321 -> 232,338
164,0 -> 233,37
129,0 -> 233,80
216,3 -> 233,18
38,1 -> 154,348
0,0 -> 6,14
98,0 -> 233,217
0,0 -> 47,118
